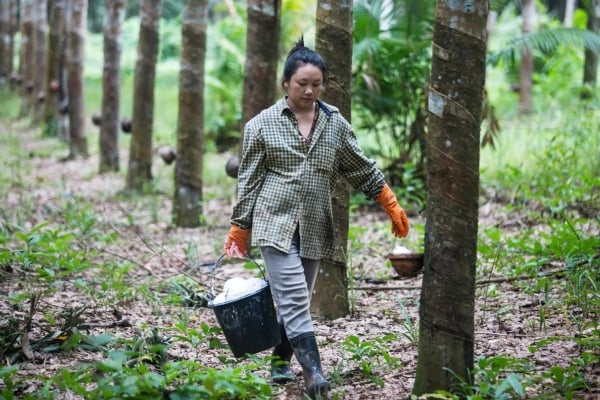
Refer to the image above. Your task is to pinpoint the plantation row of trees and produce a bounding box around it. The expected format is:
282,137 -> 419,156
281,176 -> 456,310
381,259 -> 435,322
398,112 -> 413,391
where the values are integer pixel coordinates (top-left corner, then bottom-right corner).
0,0 -> 598,396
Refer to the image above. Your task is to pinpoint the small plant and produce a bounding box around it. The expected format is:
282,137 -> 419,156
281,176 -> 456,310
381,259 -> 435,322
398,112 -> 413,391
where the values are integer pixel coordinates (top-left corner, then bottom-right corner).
396,299 -> 419,344
171,320 -> 226,358
447,355 -> 533,399
336,334 -> 401,387
67,350 -> 274,399
0,365 -> 19,399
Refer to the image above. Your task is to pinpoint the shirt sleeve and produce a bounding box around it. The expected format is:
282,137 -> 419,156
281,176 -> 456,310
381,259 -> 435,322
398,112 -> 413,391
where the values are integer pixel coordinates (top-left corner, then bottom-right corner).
230,119 -> 266,230
337,120 -> 385,200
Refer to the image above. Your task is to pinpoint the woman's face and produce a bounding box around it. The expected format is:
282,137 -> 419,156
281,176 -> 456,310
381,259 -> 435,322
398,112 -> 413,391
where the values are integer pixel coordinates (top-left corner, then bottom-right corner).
284,63 -> 324,112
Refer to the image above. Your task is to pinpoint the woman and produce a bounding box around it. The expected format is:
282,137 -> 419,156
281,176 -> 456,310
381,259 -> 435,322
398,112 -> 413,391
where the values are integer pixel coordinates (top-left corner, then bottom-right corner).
224,39 -> 409,399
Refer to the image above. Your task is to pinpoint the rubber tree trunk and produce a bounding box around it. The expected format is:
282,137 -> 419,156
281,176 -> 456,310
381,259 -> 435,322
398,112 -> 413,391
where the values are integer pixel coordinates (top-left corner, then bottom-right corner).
126,0 -> 162,192
519,0 -> 535,114
241,0 -> 280,130
32,0 -> 47,124
99,0 -> 126,173
8,0 -> 18,90
44,0 -> 66,138
413,0 -> 488,395
582,0 -> 599,99
0,0 -> 12,85
66,0 -> 88,159
311,0 -> 353,319
172,0 -> 208,227
19,0 -> 35,118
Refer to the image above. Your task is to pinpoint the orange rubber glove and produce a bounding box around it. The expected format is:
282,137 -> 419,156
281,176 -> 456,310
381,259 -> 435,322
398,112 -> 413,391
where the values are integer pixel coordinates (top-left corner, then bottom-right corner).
224,224 -> 250,258
376,183 -> 410,238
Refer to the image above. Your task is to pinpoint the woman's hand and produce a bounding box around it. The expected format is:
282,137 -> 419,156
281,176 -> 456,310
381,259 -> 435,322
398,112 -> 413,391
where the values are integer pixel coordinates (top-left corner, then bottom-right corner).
376,184 -> 410,238
224,225 -> 250,258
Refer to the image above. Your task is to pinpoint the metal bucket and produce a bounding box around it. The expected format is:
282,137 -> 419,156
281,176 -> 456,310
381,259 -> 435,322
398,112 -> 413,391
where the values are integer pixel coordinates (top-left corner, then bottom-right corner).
208,255 -> 281,358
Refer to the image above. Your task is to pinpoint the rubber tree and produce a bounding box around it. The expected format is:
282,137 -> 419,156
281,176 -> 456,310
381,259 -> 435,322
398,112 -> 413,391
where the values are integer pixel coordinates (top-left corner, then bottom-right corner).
126,0 -> 162,192
311,0 -> 353,319
241,0 -> 281,129
519,0 -> 536,113
0,0 -> 15,86
32,0 -> 47,123
413,0 -> 488,395
583,0 -> 599,97
66,0 -> 89,159
99,0 -> 126,172
222,0 -> 281,183
8,0 -> 18,90
44,0 -> 66,138
172,0 -> 208,227
18,0 -> 35,118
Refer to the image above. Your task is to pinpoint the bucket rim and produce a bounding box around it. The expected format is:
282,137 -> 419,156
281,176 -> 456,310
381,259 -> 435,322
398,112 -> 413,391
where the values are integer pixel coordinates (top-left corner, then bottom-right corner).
208,254 -> 269,303
208,281 -> 270,308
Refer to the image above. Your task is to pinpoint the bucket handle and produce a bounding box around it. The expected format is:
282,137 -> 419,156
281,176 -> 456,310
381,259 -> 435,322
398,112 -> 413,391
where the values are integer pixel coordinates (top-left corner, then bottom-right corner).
208,254 -> 267,301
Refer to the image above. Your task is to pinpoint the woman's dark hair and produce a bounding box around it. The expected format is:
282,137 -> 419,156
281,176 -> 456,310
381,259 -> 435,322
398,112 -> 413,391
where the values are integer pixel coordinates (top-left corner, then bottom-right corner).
281,38 -> 328,88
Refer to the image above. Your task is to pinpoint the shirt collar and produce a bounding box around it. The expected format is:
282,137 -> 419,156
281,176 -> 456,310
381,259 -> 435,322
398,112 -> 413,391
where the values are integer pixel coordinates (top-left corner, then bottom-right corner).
277,97 -> 333,118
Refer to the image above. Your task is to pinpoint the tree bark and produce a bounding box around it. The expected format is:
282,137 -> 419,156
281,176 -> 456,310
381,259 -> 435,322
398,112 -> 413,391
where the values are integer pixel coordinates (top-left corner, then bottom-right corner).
241,0 -> 280,130
172,0 -> 208,227
19,0 -> 35,117
8,0 -> 17,90
99,0 -> 126,172
413,0 -> 488,395
583,0 -> 599,98
32,0 -> 47,123
44,0 -> 66,138
312,0 -> 353,319
66,0 -> 88,159
519,0 -> 535,114
126,0 -> 162,192
0,0 -> 10,85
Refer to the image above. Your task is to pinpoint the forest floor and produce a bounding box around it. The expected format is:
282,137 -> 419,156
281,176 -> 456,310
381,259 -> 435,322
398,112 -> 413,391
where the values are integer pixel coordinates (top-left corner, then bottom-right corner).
1,119 -> 599,400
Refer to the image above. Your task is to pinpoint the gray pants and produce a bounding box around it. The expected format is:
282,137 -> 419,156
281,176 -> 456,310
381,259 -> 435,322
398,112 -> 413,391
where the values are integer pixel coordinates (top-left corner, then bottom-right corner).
260,230 -> 319,340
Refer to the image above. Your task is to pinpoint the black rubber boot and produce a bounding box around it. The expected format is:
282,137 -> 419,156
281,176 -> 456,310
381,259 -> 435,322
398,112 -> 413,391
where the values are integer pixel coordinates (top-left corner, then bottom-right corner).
290,332 -> 330,399
271,324 -> 296,384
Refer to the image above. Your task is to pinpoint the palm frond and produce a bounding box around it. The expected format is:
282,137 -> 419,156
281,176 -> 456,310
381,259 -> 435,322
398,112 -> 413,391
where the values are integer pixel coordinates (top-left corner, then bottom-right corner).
488,27 -> 600,66
490,0 -> 514,14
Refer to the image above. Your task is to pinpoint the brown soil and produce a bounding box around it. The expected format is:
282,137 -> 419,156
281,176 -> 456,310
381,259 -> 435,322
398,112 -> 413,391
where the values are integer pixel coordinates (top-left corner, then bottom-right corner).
1,121 -> 598,399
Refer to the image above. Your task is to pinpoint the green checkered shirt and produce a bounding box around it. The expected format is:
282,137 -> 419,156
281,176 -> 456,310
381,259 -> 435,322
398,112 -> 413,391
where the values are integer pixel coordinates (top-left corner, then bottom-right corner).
231,97 -> 385,259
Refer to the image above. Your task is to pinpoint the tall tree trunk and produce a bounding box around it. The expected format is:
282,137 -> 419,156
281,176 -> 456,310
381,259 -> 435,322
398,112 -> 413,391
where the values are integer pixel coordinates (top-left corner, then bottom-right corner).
58,0 -> 71,142
172,0 -> 207,227
0,0 -> 9,85
44,0 -> 66,137
311,0 -> 353,319
519,0 -> 535,114
241,0 -> 280,129
99,0 -> 126,172
19,0 -> 35,118
66,0 -> 88,159
32,0 -> 47,123
413,0 -> 487,395
582,0 -> 599,98
8,0 -> 17,90
126,0 -> 162,192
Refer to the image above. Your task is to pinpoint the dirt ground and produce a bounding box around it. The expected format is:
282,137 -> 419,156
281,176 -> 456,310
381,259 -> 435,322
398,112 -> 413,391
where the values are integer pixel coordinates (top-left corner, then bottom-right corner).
1,121 -> 598,399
